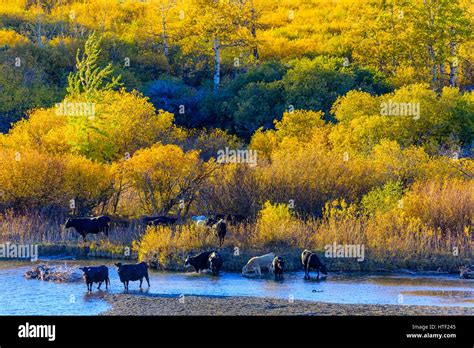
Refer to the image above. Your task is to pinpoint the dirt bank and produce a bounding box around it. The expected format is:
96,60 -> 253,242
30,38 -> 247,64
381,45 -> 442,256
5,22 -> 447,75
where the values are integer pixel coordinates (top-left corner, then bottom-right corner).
101,293 -> 474,316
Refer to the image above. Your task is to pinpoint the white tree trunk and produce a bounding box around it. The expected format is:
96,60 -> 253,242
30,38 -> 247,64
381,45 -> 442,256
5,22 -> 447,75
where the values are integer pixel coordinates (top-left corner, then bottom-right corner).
449,41 -> 457,87
161,4 -> 169,59
213,37 -> 220,92
250,0 -> 259,61
428,43 -> 438,86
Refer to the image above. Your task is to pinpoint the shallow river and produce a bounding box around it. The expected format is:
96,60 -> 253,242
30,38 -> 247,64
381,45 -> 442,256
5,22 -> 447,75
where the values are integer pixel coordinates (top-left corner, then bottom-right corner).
0,260 -> 472,315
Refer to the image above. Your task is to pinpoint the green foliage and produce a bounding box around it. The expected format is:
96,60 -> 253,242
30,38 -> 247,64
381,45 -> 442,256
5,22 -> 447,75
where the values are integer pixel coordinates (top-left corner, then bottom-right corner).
361,181 -> 405,216
0,0 -> 472,135
330,84 -> 474,154
66,32 -> 122,99
0,0 -> 473,266
282,56 -> 392,118
233,81 -> 285,138
274,110 -> 326,139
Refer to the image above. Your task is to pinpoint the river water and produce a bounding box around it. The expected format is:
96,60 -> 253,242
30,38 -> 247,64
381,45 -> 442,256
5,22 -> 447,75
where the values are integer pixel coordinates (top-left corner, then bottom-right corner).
0,260 -> 472,315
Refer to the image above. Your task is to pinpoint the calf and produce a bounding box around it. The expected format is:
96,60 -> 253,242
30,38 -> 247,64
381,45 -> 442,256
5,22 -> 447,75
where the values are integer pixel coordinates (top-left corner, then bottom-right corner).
115,262 -> 150,291
242,253 -> 275,276
79,265 -> 110,292
301,249 -> 328,280
65,216 -> 111,242
208,251 -> 223,276
272,256 -> 285,280
185,251 -> 214,273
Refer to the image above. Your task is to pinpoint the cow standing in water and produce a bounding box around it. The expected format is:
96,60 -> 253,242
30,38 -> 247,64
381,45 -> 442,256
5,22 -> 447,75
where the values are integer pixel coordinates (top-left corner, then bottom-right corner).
242,253 -> 275,276
79,266 -> 110,292
208,251 -> 223,276
185,251 -> 214,273
115,262 -> 150,291
272,256 -> 285,280
65,216 -> 111,242
301,249 -> 328,280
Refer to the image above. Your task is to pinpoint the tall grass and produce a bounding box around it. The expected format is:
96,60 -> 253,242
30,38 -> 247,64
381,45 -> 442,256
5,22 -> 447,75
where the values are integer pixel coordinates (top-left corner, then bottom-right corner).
1,179 -> 471,271
0,210 -> 68,244
0,210 -> 141,246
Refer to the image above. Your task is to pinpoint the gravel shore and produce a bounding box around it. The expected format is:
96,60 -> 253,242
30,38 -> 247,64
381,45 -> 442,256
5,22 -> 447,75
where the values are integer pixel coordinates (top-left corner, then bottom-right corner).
101,293 -> 474,316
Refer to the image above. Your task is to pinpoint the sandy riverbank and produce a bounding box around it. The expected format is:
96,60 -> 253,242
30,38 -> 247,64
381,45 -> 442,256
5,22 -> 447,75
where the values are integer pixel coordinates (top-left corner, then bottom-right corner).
101,293 -> 474,316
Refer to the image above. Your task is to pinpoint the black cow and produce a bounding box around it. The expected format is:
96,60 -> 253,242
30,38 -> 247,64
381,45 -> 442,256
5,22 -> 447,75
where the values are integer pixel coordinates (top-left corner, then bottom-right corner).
115,262 -> 150,291
143,216 -> 177,226
272,256 -> 285,280
185,251 -> 214,273
301,249 -> 328,280
216,220 -> 227,247
79,265 -> 110,292
205,214 -> 225,227
208,251 -> 223,276
205,218 -> 217,227
142,216 -> 157,224
111,217 -> 131,228
65,216 -> 111,242
225,214 -> 247,225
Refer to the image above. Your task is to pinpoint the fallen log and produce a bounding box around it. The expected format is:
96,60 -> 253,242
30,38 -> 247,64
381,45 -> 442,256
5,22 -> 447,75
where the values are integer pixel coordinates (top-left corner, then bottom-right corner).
24,264 -> 82,283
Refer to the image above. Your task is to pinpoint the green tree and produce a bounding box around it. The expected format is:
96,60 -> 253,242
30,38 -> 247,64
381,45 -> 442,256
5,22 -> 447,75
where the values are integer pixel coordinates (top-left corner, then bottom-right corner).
282,57 -> 391,119
410,0 -> 472,89
361,181 -> 405,216
66,32 -> 122,99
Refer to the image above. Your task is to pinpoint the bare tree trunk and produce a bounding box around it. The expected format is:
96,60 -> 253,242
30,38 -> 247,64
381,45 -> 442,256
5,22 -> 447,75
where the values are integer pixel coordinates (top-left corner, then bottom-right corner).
100,0 -> 107,34
425,0 -> 438,89
428,43 -> 438,86
440,63 -> 445,85
113,177 -> 123,215
250,0 -> 259,61
449,41 -> 458,87
36,15 -> 42,46
213,37 -> 221,92
161,3 -> 169,61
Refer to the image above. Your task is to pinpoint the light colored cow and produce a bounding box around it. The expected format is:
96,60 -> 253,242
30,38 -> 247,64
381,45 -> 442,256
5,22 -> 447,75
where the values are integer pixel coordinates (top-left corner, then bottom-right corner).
242,252 -> 275,276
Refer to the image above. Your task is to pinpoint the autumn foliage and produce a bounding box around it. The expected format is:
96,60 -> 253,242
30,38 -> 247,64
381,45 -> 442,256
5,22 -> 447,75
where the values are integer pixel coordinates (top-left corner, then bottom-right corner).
0,0 -> 472,267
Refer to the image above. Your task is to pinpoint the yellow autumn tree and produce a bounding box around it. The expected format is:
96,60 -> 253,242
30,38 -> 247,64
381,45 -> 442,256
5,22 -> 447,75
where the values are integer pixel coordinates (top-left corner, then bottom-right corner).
122,143 -> 213,216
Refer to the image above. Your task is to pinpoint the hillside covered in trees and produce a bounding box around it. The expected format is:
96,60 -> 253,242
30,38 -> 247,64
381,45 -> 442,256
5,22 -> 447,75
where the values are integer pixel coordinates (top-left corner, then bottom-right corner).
0,0 -> 473,267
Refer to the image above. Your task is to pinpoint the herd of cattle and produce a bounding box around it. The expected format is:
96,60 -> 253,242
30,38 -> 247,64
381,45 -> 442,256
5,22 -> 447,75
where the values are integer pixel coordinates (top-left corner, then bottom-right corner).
64,214 -> 236,246
79,249 -> 328,292
64,214 -> 328,292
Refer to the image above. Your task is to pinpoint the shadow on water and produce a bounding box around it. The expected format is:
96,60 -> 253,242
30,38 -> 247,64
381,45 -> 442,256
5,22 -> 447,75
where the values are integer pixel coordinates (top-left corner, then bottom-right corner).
0,260 -> 472,315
